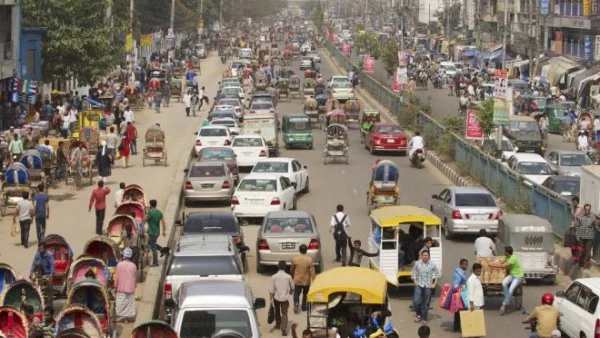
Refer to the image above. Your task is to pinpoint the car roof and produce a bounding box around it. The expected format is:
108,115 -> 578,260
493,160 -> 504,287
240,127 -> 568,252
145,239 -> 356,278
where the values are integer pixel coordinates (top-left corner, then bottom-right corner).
234,134 -> 263,139
449,186 -> 493,194
200,125 -> 229,130
175,234 -> 236,256
331,75 -> 347,79
551,150 -> 585,155
213,105 -> 235,109
256,157 -> 294,163
211,117 -> 237,123
199,147 -> 234,153
549,175 -> 581,182
191,161 -> 227,167
178,280 -> 253,309
222,86 -> 241,90
265,210 -> 312,218
241,173 -> 283,181
510,153 -> 547,161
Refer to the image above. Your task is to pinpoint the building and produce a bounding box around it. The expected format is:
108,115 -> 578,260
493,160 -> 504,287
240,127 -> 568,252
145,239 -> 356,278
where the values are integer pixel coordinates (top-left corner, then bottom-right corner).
0,0 -> 20,81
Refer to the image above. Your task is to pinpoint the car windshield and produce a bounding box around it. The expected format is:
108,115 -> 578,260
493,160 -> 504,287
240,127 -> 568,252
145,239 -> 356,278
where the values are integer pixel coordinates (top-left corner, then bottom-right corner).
222,88 -> 239,94
211,112 -> 235,119
455,193 -> 497,207
184,216 -> 238,233
200,128 -> 227,137
253,162 -> 288,173
302,57 -> 312,61
264,217 -> 314,233
509,121 -> 538,131
211,120 -> 235,127
517,162 -> 552,174
233,138 -> 263,147
200,149 -> 235,160
219,100 -> 238,107
252,103 -> 272,110
555,180 -> 581,196
560,153 -> 592,166
500,140 -> 514,151
189,165 -> 226,177
167,256 -> 240,276
238,179 -> 277,192
288,118 -> 310,131
179,310 -> 251,338
332,82 -> 351,89
377,126 -> 403,134
231,62 -> 243,68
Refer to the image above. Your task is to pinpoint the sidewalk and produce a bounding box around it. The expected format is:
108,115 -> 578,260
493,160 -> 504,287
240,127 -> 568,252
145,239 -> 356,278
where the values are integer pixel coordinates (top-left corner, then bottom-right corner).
0,54 -> 223,336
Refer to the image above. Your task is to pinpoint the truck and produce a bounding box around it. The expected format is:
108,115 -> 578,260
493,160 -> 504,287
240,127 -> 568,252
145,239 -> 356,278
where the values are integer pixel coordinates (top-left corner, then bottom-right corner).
580,165 -> 600,215
241,114 -> 280,157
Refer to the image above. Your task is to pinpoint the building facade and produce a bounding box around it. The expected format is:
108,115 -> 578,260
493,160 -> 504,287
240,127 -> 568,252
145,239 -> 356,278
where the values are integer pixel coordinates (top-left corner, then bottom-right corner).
0,0 -> 20,80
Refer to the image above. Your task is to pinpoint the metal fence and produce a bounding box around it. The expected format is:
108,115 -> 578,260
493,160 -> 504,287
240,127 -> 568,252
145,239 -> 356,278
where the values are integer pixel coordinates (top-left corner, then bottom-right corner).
323,40 -> 598,257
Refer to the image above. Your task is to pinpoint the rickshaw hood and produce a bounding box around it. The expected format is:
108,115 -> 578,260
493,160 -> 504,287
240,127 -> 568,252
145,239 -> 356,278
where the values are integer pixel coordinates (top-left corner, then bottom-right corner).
307,267 -> 387,304
370,206 -> 441,227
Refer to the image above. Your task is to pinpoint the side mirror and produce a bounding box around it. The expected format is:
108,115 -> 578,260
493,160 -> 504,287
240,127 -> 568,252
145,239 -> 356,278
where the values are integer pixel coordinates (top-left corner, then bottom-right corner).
303,165 -> 308,169
183,169 -> 189,173
431,194 -> 438,199
164,299 -> 175,308
555,290 -> 565,298
254,298 -> 266,309
174,220 -> 183,226
194,132 -> 198,135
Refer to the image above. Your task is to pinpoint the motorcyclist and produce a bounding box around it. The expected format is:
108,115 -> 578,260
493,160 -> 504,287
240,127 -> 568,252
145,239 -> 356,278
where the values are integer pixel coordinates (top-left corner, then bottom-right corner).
408,131 -> 425,161
522,293 -> 560,338
578,130 -> 589,151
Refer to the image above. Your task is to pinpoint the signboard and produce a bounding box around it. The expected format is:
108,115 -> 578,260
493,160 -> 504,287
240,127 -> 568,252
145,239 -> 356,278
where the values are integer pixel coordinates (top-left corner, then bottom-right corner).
585,35 -> 593,60
465,110 -> 483,140
364,56 -> 375,73
584,0 -> 592,15
540,0 -> 550,14
398,50 -> 409,66
125,33 -> 133,51
140,34 -> 153,47
342,43 -> 350,56
493,98 -> 510,125
595,35 -> 600,61
493,69 -> 508,99
393,67 -> 407,92
332,33 -> 338,43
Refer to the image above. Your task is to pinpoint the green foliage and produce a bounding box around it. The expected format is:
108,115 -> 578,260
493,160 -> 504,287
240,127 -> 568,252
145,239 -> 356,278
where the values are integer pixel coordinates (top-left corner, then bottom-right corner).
442,116 -> 465,135
312,2 -> 325,33
354,32 -> 380,58
475,99 -> 495,137
434,2 -> 462,35
380,40 -> 398,77
22,0 -> 123,86
354,22 -> 365,33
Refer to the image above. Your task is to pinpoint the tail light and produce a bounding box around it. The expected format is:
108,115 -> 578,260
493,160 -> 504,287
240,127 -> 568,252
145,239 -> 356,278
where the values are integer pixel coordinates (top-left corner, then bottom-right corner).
400,138 -> 406,145
258,239 -> 270,250
250,110 -> 256,114
495,210 -> 503,220
221,181 -> 230,189
452,209 -> 463,219
546,253 -> 554,267
231,196 -> 239,205
164,283 -> 172,300
308,239 -> 319,250
185,181 -> 193,190
259,150 -> 267,157
270,197 -> 280,205
416,149 -> 423,153
195,139 -> 202,146
224,140 -> 231,146
595,319 -> 600,338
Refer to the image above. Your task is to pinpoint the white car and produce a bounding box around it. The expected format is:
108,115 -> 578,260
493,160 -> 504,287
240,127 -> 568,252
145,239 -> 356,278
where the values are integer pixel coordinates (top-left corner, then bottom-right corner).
440,61 -> 458,76
230,135 -> 269,167
299,57 -> 313,70
328,75 -> 350,88
221,86 -> 244,101
232,174 -> 297,218
306,50 -> 320,63
328,81 -> 354,101
210,118 -> 240,136
506,153 -> 555,185
251,158 -> 309,194
554,278 -> 600,338
195,126 -> 233,153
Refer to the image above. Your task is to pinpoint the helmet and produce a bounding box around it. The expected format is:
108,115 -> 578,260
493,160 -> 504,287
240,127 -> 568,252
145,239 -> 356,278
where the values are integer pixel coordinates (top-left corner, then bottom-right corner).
541,292 -> 554,305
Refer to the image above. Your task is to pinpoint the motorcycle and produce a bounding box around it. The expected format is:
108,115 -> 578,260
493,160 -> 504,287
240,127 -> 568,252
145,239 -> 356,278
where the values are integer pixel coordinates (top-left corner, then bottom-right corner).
410,148 -> 425,168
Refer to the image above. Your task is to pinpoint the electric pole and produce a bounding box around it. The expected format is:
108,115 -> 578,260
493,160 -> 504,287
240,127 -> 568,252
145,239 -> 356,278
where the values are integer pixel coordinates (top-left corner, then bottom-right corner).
170,0 -> 175,31
501,0 -> 508,68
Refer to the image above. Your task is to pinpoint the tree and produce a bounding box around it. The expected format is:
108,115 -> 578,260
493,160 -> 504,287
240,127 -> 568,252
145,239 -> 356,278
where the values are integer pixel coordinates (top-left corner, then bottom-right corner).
22,0 -> 123,86
312,2 -> 325,33
380,39 -> 399,77
434,2 -> 462,35
475,99 -> 495,137
354,31 -> 380,58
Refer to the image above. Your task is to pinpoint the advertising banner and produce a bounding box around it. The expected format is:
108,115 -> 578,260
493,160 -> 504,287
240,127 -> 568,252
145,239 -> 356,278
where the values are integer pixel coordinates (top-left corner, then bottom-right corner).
364,56 -> 375,73
140,34 -> 154,47
342,43 -> 350,56
398,50 -> 409,66
125,34 -> 133,52
493,98 -> 510,125
540,0 -> 550,14
585,36 -> 592,60
393,67 -> 408,92
465,110 -> 483,140
493,69 -> 508,99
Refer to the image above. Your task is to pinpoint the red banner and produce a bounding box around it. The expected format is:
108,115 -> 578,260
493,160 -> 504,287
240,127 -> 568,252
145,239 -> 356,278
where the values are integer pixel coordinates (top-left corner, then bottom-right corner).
342,43 -> 350,56
465,110 -> 483,140
363,56 -> 375,73
332,33 -> 338,43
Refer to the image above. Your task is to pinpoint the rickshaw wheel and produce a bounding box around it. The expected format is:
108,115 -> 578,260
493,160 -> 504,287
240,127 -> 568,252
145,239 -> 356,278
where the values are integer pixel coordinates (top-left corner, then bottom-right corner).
514,285 -> 523,310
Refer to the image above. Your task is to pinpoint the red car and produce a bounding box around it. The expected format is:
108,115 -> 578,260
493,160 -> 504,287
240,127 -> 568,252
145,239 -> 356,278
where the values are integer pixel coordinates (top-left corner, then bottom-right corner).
365,123 -> 408,155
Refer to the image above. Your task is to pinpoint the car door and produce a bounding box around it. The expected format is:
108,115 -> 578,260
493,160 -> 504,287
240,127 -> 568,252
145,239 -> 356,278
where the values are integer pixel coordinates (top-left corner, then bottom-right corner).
291,161 -> 304,191
431,189 -> 449,217
573,285 -> 599,338
556,282 -> 582,336
279,176 -> 294,208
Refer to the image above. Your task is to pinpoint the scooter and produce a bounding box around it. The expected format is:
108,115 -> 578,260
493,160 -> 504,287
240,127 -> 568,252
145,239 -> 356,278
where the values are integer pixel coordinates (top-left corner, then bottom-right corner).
410,148 -> 425,168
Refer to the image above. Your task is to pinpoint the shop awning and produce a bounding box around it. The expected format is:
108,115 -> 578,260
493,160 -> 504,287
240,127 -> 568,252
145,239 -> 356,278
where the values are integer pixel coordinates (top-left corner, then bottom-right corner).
480,45 -> 503,60
548,56 -> 580,86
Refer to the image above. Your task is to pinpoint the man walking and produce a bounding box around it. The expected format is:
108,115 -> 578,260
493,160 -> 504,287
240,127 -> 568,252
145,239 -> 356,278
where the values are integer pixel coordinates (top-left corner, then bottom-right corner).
14,191 -> 34,248
114,182 -> 126,208
290,244 -> 315,313
125,122 -> 137,155
89,180 -> 110,235
33,184 -> 50,244
269,261 -> 294,336
115,247 -> 137,323
330,204 -> 350,266
575,203 -> 599,268
466,263 -> 484,311
411,250 -> 439,324
144,199 -> 168,266
183,90 -> 192,117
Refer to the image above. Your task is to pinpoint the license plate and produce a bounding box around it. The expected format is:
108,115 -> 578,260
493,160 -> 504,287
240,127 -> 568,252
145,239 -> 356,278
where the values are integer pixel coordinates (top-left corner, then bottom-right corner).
201,184 -> 213,189
208,141 -> 217,145
329,151 -> 343,156
247,199 -> 262,205
470,214 -> 487,221
280,242 -> 296,250
387,139 -> 395,143
243,152 -> 252,156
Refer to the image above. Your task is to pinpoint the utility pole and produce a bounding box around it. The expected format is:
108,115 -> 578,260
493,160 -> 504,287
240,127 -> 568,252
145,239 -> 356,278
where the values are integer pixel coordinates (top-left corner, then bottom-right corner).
476,0 -> 481,50
170,0 -> 175,30
501,0 -> 509,68
338,0 -> 341,18
446,0 -> 451,41
534,0 -> 541,75
220,0 -> 224,30
528,0 -> 534,77
400,0 -> 405,51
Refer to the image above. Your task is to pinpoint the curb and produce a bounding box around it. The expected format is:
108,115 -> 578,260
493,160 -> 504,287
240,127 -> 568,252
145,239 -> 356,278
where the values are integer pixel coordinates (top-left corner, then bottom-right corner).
425,151 -> 470,187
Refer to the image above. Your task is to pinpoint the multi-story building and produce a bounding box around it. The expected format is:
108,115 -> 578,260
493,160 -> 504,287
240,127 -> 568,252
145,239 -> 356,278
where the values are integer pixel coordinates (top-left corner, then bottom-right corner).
0,0 -> 20,81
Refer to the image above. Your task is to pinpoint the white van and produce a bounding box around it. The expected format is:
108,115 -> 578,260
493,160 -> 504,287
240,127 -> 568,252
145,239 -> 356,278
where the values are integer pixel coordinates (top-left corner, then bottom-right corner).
439,61 -> 457,76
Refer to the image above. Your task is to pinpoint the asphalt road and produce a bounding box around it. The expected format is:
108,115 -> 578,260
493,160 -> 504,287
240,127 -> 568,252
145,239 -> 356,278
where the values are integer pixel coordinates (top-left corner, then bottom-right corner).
176,49 -> 565,338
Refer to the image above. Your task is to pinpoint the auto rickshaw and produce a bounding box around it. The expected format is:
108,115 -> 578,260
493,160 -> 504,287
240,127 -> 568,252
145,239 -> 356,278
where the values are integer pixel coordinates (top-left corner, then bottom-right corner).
367,160 -> 400,211
83,236 -> 120,290
132,320 -> 178,338
496,213 -> 557,282
289,75 -> 301,99
360,111 -> 381,144
170,79 -> 183,102
306,267 -> 396,338
541,105 -> 568,134
0,264 -> 17,301
367,206 -> 443,286
282,114 -> 313,149
324,123 -> 349,165
73,110 -> 102,140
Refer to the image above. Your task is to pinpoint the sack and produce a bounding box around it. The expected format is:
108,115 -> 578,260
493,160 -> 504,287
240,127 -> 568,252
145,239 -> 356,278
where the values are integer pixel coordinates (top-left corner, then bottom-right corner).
267,303 -> 275,324
438,283 -> 452,310
571,245 -> 584,262
564,227 -> 578,247
10,221 -> 20,238
449,289 -> 466,313
333,215 -> 347,241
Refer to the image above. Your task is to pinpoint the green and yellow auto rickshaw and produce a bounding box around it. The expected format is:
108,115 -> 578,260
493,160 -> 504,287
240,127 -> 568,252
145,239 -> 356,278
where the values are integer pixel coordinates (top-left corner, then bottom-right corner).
282,114 -> 313,149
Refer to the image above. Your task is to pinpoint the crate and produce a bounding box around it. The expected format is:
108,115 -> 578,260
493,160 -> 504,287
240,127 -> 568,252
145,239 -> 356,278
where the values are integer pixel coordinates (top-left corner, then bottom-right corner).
477,256 -> 507,284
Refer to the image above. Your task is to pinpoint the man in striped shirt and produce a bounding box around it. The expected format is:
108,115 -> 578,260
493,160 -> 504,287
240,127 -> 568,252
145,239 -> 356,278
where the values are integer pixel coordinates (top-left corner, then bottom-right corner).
575,203 -> 599,268
411,250 -> 439,324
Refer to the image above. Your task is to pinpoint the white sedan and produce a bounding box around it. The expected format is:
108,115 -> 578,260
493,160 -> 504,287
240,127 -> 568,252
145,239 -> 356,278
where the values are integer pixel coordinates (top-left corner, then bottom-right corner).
232,174 -> 297,218
210,118 -> 240,136
222,86 -> 244,101
230,135 -> 269,167
195,126 -> 233,153
251,158 -> 309,194
328,75 -> 350,88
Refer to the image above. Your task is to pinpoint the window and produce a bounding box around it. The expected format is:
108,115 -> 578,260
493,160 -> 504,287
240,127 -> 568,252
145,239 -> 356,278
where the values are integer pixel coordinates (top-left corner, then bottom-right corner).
565,283 -> 581,303
200,128 -> 227,137
438,190 -> 450,203
377,126 -> 403,134
455,193 -> 497,207
200,149 -> 234,160
292,161 -> 301,172
280,177 -> 290,190
179,309 -> 251,338
264,217 -> 313,233
517,162 -> 552,175
184,215 -> 238,234
576,287 -> 599,314
560,154 -> 592,166
233,138 -> 263,147
238,179 -> 277,192
253,162 -> 288,173
167,256 -> 241,276
189,165 -> 226,177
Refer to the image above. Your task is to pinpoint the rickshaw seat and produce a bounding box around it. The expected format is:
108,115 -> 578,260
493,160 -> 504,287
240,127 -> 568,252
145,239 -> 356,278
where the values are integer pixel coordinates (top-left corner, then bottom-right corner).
55,260 -> 69,275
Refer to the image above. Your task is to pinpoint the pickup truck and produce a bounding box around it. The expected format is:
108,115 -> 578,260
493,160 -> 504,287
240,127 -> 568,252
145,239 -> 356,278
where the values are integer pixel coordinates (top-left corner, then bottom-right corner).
242,114 -> 280,157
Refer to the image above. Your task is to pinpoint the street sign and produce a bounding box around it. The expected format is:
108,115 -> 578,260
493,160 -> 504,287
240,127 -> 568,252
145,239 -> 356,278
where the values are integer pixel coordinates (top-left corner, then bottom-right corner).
493,98 -> 510,126
493,69 -> 508,99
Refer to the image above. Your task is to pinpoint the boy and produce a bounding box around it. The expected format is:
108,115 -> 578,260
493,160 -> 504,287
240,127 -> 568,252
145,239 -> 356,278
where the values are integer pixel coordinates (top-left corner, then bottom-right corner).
347,237 -> 379,267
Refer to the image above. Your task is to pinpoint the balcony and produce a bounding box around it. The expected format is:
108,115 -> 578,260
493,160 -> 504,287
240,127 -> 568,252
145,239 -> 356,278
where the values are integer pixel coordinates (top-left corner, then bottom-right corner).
0,41 -> 15,79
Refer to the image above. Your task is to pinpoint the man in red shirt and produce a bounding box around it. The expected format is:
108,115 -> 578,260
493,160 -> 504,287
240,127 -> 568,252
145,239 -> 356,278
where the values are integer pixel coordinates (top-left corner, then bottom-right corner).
126,122 -> 137,155
89,180 -> 111,235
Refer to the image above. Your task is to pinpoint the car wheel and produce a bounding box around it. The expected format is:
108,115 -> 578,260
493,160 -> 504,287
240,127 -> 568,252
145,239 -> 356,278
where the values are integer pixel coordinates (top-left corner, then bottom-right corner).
256,255 -> 265,274
291,196 -> 297,210
303,178 -> 310,193
444,219 -> 454,239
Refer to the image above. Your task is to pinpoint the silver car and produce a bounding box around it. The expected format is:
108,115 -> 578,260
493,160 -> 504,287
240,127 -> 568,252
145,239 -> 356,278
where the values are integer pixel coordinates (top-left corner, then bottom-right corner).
256,210 -> 321,273
183,161 -> 234,204
430,186 -> 502,238
249,101 -> 275,115
546,150 -> 592,177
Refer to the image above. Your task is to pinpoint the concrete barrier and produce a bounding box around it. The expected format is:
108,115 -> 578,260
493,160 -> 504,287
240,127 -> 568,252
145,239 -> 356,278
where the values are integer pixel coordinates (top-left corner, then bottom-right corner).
425,151 -> 470,187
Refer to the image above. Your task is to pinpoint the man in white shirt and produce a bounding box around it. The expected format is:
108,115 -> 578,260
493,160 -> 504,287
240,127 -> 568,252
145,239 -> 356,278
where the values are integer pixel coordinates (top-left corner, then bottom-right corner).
329,204 -> 351,266
123,106 -> 134,124
183,90 -> 192,117
68,106 -> 78,132
474,229 -> 496,257
269,261 -> 294,336
466,263 -> 484,310
408,131 -> 425,160
114,182 -> 126,208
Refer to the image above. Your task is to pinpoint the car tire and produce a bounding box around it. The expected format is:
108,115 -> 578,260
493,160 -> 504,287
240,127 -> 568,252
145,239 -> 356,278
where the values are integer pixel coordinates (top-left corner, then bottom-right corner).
303,178 -> 310,193
256,256 -> 265,274
444,219 -> 454,239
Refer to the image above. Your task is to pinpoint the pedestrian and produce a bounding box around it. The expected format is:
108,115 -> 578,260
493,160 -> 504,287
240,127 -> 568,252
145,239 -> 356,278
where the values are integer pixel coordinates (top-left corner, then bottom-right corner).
269,260 -> 294,336
144,199 -> 169,266
161,82 -> 171,107
467,263 -> 484,311
54,141 -> 67,180
199,86 -> 208,111
33,184 -> 50,244
418,325 -> 430,338
115,247 -> 137,323
106,126 -> 119,164
183,90 -> 192,117
474,229 -> 496,257
8,133 -> 23,159
95,140 -> 112,183
114,182 -> 126,208
14,191 -> 34,248
491,246 -> 524,314
411,250 -> 439,324
347,237 -> 379,267
330,204 -> 350,266
574,203 -> 599,268
290,244 -> 315,313
147,87 -> 154,109
571,196 -> 583,225
125,121 -> 137,155
191,91 -> 200,117
447,77 -> 455,96
123,105 -> 135,124
88,180 -> 110,235
451,258 -> 469,332
153,88 -> 162,113
290,323 -> 312,338
119,135 -> 131,168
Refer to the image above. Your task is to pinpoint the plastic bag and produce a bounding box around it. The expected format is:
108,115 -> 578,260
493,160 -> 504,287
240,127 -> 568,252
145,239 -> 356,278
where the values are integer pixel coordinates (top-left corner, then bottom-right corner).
267,303 -> 275,324
450,289 -> 466,313
460,287 -> 470,307
438,283 -> 452,310
10,221 -> 20,238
